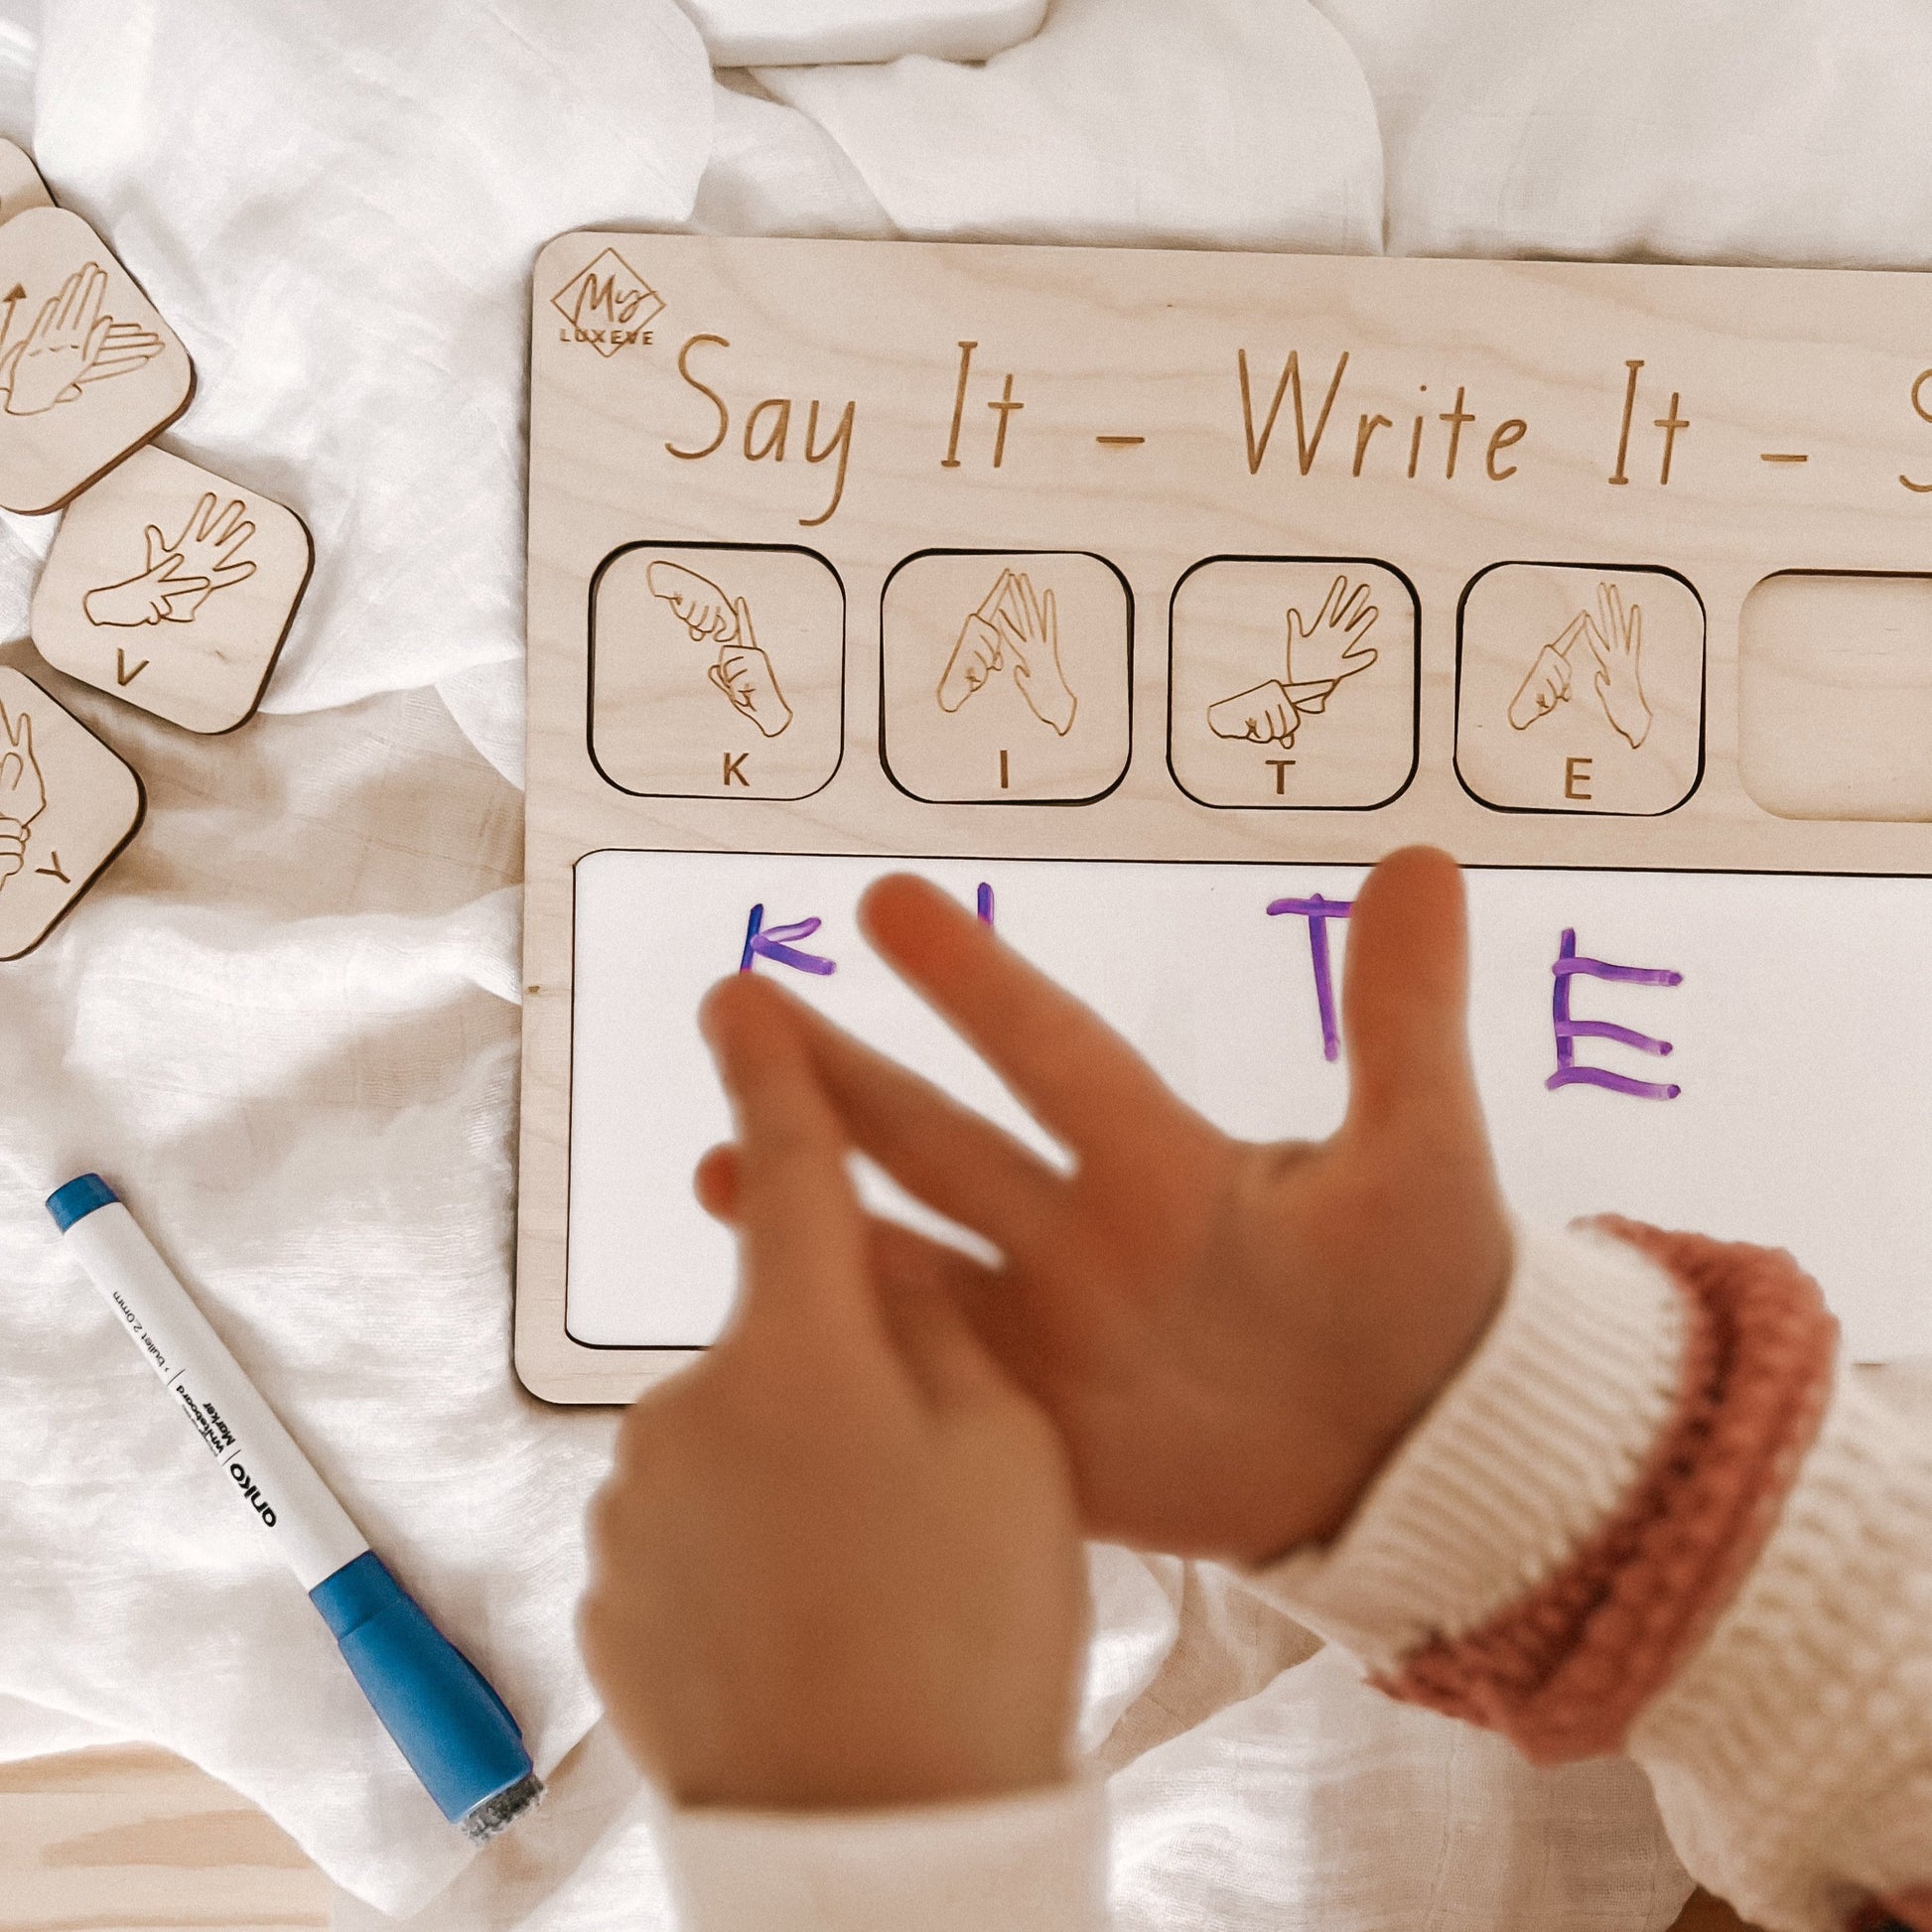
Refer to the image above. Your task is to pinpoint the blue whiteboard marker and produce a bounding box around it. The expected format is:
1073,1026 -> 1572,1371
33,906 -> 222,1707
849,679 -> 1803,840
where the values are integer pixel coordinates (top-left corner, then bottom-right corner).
46,1173 -> 542,1843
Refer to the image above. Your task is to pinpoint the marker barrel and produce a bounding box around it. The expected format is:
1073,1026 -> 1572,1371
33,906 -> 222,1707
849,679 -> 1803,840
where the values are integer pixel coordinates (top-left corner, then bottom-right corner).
55,1186 -> 367,1587
47,1174 -> 540,1840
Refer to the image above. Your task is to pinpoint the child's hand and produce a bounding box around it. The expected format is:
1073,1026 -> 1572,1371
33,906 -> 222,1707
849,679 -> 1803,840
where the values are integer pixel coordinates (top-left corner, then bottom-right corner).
581,973 -> 1088,1809
696,848 -> 1511,1565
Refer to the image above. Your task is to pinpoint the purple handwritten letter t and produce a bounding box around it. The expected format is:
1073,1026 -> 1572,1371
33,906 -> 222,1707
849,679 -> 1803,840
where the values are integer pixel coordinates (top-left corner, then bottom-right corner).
1267,893 -> 1352,1061
1549,927 -> 1682,1100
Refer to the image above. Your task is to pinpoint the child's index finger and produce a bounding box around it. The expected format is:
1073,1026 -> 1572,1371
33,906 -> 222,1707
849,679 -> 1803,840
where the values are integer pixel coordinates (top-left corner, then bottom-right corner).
698,975 -> 888,1365
857,873 -> 1207,1168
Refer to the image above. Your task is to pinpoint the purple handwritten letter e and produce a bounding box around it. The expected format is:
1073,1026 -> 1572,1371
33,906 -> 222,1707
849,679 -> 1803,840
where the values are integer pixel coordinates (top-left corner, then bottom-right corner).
1549,927 -> 1682,1100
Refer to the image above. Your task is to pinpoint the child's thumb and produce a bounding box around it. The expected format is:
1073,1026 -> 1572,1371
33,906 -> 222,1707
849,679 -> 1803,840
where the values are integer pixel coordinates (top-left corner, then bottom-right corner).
1339,847 -> 1483,1139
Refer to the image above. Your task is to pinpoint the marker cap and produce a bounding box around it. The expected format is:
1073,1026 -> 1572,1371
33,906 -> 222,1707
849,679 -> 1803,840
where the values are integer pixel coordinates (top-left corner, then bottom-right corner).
311,1551 -> 539,1839
46,1173 -> 118,1232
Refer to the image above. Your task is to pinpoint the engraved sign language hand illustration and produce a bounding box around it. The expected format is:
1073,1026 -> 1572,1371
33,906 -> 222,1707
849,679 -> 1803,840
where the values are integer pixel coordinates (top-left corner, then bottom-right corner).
936,570 -> 1013,713
1206,679 -> 1300,748
1505,609 -> 1591,730
0,698 -> 45,890
647,561 -> 793,738
707,598 -> 793,739
1506,585 -> 1651,748
995,569 -> 1075,736
0,261 -> 164,416
82,492 -> 258,628
936,568 -> 1077,735
648,560 -> 740,644
1285,573 -> 1379,696
1587,580 -> 1651,749
1207,572 -> 1380,746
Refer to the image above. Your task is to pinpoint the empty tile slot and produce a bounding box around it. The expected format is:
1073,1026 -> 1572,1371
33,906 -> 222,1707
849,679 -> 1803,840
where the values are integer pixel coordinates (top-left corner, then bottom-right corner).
1740,572 -> 1932,821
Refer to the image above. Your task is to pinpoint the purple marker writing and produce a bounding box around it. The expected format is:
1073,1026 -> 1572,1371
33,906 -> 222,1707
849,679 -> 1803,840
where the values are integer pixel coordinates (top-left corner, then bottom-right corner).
1547,927 -> 1682,1100
1267,893 -> 1353,1061
738,902 -> 837,978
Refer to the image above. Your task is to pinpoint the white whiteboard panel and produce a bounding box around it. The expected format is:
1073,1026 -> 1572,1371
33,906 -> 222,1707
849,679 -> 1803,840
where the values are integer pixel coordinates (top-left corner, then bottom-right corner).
569,851 -> 1932,1361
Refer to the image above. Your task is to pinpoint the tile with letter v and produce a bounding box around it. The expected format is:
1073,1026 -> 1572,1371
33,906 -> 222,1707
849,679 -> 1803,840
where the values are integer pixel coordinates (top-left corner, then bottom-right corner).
34,446 -> 314,733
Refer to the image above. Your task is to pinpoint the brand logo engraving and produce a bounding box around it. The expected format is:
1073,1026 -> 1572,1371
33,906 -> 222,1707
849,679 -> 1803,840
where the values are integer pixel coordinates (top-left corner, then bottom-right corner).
551,247 -> 663,354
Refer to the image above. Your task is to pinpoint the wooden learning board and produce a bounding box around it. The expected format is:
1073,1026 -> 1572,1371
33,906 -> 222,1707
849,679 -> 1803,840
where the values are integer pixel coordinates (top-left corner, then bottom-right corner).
520,231 -> 1932,1404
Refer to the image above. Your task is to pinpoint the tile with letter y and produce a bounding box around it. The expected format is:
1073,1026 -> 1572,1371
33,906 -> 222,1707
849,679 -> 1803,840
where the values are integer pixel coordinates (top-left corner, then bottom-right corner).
0,665 -> 144,960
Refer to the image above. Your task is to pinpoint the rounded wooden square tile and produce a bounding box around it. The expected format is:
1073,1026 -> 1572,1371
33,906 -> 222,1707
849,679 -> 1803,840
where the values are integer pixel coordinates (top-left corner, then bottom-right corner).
589,541 -> 846,800
881,549 -> 1131,804
0,207 -> 194,513
1169,557 -> 1419,809
33,447 -> 314,734
1455,562 -> 1706,816
0,664 -> 144,960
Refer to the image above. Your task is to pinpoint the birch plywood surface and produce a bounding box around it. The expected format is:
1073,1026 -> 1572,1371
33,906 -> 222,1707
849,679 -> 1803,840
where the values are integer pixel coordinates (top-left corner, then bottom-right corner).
0,1746 -> 328,1931
0,664 -> 144,959
0,207 -> 192,514
521,233 -> 1932,1400
0,1744 -> 1756,1932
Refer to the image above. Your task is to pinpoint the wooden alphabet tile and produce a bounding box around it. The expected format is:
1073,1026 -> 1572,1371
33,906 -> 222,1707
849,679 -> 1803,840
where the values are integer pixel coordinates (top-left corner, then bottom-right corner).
32,446 -> 314,734
881,549 -> 1131,802
1455,563 -> 1705,816
0,140 -> 53,226
590,542 -> 844,798
0,207 -> 193,514
1169,557 -> 1418,809
0,665 -> 144,960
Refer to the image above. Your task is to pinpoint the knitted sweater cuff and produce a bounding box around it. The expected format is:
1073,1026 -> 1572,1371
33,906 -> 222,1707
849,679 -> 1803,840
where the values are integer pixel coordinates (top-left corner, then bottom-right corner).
1246,1219 -> 1839,1764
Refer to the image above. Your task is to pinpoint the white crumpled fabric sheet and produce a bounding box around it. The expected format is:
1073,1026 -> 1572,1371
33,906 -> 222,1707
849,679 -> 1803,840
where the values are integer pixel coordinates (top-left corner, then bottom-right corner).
7,0 -> 1926,1921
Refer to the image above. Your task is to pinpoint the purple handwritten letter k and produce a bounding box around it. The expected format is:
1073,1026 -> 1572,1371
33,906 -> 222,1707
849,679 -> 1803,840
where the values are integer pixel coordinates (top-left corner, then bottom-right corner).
739,902 -> 837,977
1549,927 -> 1682,1100
1267,893 -> 1352,1061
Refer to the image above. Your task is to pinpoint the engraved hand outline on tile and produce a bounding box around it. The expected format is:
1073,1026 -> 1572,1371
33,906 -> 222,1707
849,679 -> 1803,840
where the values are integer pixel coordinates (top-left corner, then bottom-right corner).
1285,574 -> 1379,698
0,261 -> 164,416
992,571 -> 1076,736
1505,589 -> 1651,748
936,569 -> 1013,714
707,597 -> 793,739
1205,573 -> 1379,749
1506,610 -> 1593,730
0,698 -> 45,891
647,561 -> 740,644
1586,580 -> 1651,750
645,561 -> 794,738
82,493 -> 258,628
1206,679 -> 1300,747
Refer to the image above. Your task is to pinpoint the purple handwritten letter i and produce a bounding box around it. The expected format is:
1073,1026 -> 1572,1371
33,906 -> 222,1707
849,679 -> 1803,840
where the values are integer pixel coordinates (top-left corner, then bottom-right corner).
739,902 -> 836,977
1267,894 -> 1352,1061
1549,927 -> 1682,1100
